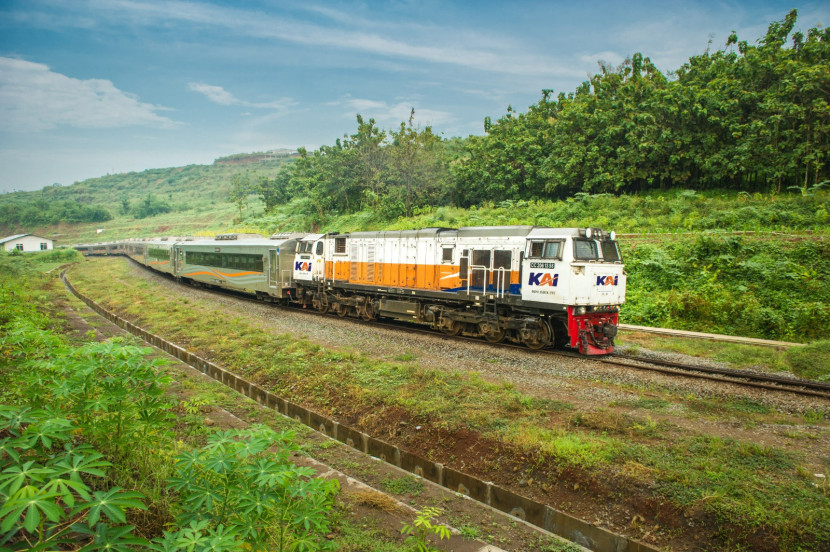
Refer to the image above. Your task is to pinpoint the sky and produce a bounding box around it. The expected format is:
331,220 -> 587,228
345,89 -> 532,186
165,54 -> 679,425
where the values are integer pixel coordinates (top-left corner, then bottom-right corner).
1,1 -> 827,193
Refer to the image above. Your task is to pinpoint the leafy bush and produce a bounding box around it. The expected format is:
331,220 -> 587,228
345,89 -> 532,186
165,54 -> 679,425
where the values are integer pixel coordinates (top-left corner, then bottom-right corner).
132,193 -> 172,219
0,406 -> 148,552
163,426 -> 339,552
622,236 -> 830,341
1,256 -> 341,551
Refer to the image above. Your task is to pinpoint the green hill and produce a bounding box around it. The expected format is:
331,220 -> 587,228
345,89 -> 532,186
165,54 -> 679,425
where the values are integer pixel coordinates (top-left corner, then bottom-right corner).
0,154 -> 294,243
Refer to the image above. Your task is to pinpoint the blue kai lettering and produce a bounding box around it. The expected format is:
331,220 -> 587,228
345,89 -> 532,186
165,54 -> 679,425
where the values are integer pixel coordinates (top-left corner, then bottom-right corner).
596,275 -> 619,286
528,273 -> 558,286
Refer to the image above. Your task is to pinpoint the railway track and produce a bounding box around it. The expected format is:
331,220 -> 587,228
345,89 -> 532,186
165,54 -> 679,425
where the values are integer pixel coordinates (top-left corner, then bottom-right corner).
113,255 -> 830,402
363,320 -> 830,401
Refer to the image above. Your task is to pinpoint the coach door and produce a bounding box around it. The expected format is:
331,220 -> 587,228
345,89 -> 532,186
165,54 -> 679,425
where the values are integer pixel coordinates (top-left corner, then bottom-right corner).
172,246 -> 181,273
268,250 -> 279,288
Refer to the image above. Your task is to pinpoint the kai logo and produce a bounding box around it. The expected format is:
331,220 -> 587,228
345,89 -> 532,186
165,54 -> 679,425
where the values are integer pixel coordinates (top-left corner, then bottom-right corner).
294,261 -> 312,272
528,272 -> 559,286
596,275 -> 619,286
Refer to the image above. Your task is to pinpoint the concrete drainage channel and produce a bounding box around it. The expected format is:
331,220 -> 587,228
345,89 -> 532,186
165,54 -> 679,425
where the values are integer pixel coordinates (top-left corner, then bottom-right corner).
62,270 -> 660,552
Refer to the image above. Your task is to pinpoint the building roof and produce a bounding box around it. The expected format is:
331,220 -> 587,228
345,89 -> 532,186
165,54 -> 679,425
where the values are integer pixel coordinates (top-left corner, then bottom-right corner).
0,233 -> 53,245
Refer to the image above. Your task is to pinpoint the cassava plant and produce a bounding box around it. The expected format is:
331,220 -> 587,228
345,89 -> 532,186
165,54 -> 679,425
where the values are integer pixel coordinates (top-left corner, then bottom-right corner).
165,425 -> 340,552
0,406 -> 148,551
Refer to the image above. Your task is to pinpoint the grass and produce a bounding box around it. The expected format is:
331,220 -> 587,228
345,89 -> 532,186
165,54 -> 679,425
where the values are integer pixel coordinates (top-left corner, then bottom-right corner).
785,340 -> 830,380
66,256 -> 830,550
617,331 -> 793,373
380,475 -> 425,496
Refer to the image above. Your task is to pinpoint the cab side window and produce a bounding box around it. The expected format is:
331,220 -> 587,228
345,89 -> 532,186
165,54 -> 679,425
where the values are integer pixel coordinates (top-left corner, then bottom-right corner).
530,240 -> 563,259
543,241 -> 562,259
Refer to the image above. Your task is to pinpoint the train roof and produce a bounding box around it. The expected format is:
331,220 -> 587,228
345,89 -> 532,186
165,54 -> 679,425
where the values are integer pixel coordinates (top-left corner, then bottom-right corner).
174,237 -> 298,247
343,226 -> 595,239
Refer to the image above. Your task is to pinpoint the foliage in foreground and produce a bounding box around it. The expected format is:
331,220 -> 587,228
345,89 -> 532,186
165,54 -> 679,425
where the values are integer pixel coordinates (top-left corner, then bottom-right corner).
0,256 -> 340,551
0,406 -> 148,552
159,427 -> 339,552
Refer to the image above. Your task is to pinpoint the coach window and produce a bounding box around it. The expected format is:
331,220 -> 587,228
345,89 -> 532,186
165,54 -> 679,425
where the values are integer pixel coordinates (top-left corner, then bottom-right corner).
335,237 -> 347,254
442,247 -> 453,263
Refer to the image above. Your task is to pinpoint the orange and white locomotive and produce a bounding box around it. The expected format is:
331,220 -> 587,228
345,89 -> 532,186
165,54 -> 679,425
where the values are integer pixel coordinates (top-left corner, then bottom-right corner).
292,226 -> 625,354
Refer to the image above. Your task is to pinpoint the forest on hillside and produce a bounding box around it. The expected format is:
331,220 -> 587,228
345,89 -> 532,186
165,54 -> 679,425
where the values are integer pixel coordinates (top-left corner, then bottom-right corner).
236,10 -> 827,224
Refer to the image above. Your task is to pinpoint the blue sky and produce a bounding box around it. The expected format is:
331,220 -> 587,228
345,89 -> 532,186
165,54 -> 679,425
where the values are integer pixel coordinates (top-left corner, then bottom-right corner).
1,1 -> 827,193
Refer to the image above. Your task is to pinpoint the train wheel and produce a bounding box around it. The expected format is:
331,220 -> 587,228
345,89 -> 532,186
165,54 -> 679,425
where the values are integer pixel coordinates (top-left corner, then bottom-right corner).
523,320 -> 552,350
360,302 -> 375,321
318,302 -> 330,314
440,320 -> 462,336
335,303 -> 348,318
479,322 -> 505,343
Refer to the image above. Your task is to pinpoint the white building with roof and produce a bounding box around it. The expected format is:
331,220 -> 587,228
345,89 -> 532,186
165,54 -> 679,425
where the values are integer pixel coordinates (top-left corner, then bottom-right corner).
1,234 -> 55,252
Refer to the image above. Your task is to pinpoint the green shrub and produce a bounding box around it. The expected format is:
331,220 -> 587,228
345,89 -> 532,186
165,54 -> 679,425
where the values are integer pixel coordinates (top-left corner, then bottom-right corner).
164,426 -> 340,552
0,406 -> 148,551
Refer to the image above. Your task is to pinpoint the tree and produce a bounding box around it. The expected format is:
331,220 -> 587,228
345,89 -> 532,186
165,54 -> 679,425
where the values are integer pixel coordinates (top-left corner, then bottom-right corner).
229,173 -> 251,217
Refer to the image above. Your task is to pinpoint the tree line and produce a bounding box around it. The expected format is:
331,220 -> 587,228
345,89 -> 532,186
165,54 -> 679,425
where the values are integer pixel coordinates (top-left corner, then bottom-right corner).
231,109 -> 456,225
241,10 -> 827,220
0,198 -> 112,228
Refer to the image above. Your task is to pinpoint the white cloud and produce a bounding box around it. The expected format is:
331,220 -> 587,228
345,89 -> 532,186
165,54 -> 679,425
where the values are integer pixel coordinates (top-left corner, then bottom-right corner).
339,98 -> 453,127
0,57 -> 178,132
86,0 -> 571,78
188,82 -> 295,110
188,82 -> 238,106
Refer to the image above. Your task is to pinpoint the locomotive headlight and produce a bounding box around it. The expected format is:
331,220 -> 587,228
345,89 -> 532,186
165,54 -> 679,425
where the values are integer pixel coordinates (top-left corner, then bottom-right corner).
585,228 -> 593,238
610,231 -> 616,240
576,306 -> 587,315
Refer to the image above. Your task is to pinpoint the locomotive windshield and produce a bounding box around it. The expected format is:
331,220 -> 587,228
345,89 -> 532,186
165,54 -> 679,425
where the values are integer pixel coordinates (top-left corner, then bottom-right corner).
573,238 -> 599,260
601,240 -> 622,262
573,238 -> 622,262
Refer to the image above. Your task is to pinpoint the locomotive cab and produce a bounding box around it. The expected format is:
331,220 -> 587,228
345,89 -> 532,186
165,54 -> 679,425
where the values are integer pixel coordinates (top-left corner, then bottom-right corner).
520,228 -> 625,354
293,234 -> 324,283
